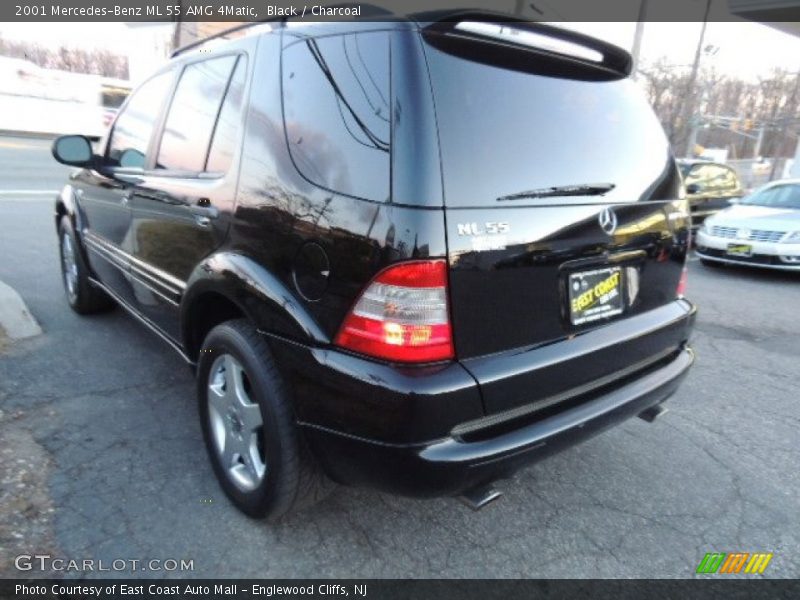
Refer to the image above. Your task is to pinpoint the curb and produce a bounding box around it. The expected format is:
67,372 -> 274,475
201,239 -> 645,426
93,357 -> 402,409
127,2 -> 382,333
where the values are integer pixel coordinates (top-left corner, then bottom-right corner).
0,280 -> 42,340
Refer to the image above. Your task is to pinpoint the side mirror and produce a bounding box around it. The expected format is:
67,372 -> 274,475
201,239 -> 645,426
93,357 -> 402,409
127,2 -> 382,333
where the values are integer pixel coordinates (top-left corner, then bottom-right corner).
685,183 -> 702,195
52,135 -> 94,168
119,148 -> 146,169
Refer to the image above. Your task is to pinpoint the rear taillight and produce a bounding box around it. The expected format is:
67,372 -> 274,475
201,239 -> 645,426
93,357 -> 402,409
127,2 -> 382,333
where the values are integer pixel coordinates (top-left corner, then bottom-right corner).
677,266 -> 688,298
334,260 -> 454,363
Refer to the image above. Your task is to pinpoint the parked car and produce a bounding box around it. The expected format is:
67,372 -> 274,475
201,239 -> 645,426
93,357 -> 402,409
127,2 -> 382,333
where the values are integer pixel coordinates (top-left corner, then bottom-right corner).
695,180 -> 800,270
678,159 -> 743,227
51,12 -> 696,519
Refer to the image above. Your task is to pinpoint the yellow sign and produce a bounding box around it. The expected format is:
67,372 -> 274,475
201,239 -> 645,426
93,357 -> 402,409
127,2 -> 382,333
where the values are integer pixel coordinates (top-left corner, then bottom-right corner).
571,271 -> 621,313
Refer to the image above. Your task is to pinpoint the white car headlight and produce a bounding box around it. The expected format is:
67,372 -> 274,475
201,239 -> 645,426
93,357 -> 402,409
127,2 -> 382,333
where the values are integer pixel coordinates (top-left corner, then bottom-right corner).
782,231 -> 800,243
701,220 -> 713,234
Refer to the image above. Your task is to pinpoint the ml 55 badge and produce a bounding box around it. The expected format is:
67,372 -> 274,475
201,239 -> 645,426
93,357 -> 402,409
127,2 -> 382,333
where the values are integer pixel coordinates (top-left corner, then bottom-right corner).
457,222 -> 510,251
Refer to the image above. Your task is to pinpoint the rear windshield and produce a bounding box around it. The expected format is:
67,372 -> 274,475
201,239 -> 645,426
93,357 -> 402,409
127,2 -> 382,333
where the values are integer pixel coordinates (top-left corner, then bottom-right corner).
423,43 -> 676,207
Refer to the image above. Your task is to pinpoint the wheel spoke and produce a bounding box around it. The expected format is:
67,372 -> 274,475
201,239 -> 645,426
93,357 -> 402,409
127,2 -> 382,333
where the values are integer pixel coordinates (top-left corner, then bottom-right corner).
223,430 -> 249,470
207,380 -> 228,415
239,403 -> 263,433
244,439 -> 266,482
227,358 -> 251,409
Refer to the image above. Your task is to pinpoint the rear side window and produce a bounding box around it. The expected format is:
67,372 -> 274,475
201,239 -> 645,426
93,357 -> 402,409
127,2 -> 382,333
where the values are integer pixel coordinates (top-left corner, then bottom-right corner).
424,41 -> 675,206
156,55 -> 237,172
107,71 -> 172,168
206,57 -> 248,174
282,32 -> 390,202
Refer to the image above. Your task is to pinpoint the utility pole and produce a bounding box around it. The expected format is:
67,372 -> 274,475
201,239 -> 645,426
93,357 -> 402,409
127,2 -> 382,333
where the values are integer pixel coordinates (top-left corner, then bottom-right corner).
754,125 -> 765,159
630,0 -> 648,80
681,0 -> 713,157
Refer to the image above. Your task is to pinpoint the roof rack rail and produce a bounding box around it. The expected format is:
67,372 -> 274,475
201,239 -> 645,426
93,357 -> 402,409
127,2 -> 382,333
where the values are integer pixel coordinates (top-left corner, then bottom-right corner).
171,19 -> 283,58
170,3 -> 397,58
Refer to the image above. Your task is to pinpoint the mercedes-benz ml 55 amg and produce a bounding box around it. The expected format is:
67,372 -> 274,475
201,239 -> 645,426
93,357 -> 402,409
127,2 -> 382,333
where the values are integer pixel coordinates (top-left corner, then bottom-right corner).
52,11 -> 696,518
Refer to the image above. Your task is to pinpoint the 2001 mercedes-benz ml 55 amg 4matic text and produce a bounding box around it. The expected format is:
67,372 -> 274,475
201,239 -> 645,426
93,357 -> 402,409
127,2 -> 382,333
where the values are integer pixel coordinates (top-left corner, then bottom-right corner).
52,11 -> 696,518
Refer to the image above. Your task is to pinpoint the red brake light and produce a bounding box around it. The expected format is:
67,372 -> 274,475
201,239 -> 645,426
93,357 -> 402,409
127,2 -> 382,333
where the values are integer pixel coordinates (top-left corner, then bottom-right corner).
677,266 -> 688,297
334,260 -> 454,363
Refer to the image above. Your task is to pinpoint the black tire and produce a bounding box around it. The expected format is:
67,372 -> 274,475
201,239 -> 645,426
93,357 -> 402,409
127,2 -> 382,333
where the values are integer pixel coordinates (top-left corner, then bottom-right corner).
197,319 -> 333,519
57,216 -> 114,314
700,258 -> 722,268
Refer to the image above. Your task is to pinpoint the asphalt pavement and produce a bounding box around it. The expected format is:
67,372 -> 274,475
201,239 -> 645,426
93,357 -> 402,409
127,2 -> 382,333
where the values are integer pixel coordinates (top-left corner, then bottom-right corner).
0,134 -> 798,578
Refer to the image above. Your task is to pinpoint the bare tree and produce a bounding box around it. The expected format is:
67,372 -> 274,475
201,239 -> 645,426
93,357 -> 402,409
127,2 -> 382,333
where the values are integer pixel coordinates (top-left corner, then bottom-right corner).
0,35 -> 129,79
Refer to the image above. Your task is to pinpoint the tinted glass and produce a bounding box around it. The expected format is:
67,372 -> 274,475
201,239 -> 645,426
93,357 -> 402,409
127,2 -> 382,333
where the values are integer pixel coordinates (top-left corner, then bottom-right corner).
101,85 -> 129,109
424,44 -> 674,206
688,165 -> 737,193
282,32 -> 390,202
107,71 -> 171,168
206,56 -> 247,174
685,165 -> 711,189
157,55 -> 237,172
742,184 -> 800,210
719,166 -> 738,191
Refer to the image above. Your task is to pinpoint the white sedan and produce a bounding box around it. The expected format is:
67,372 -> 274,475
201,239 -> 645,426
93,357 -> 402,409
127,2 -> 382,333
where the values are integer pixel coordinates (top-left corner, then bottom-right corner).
695,180 -> 800,271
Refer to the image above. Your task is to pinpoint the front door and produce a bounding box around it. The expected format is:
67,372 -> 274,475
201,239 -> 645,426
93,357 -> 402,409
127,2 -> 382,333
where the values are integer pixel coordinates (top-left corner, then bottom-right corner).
79,70 -> 174,306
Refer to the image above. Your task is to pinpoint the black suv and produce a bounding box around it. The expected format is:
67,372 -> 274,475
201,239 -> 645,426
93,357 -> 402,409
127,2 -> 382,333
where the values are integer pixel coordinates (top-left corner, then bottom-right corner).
52,12 -> 696,519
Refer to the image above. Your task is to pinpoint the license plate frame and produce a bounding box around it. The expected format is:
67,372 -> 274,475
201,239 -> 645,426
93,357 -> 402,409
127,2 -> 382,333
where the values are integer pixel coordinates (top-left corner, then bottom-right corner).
726,243 -> 753,257
567,266 -> 624,326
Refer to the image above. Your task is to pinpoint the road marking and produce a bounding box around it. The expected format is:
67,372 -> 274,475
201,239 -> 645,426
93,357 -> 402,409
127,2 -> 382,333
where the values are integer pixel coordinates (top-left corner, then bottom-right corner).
0,190 -> 59,195
0,141 -> 43,150
0,190 -> 59,202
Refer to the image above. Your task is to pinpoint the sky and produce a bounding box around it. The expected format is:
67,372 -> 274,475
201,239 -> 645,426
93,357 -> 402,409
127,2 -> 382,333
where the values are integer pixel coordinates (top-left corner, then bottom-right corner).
567,21 -> 800,80
1,20 -> 800,82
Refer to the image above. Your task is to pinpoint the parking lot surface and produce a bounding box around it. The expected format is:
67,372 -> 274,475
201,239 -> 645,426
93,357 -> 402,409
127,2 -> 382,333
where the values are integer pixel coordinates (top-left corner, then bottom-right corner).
0,135 -> 798,578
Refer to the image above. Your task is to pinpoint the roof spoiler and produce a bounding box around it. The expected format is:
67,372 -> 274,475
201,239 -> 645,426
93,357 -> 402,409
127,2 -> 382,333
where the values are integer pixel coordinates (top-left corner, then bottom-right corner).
419,11 -> 632,80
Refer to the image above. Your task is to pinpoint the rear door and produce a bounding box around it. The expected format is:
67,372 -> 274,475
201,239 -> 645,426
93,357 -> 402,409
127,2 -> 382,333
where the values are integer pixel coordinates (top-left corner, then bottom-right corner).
421,20 -> 691,415
127,51 -> 251,340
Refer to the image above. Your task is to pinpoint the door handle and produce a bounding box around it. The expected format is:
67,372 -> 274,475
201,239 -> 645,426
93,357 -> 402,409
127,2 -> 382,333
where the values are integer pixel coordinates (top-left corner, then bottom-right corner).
121,193 -> 130,205
187,205 -> 218,219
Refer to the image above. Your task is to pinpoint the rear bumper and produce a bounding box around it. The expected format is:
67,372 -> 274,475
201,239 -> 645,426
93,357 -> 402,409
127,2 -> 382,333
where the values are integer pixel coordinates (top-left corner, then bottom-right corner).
301,347 -> 694,497
265,299 -> 696,497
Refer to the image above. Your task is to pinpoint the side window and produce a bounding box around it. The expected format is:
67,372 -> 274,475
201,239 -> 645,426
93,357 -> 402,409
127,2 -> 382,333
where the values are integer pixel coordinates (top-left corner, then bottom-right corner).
206,56 -> 248,174
686,164 -> 712,190
705,165 -> 729,193
156,55 -> 237,172
720,166 -> 738,191
107,71 -> 172,168
282,32 -> 390,202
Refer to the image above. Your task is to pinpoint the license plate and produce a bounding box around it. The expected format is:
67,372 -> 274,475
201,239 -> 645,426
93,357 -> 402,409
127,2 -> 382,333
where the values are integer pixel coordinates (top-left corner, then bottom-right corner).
568,267 -> 624,326
726,243 -> 753,257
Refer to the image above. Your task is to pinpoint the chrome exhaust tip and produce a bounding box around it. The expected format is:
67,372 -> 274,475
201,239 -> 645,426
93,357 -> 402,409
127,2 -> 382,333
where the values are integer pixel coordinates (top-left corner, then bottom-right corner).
459,485 -> 503,511
638,404 -> 669,423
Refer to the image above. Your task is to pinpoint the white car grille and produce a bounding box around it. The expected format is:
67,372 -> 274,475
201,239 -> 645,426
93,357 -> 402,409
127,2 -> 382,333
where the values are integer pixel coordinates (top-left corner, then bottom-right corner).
711,226 -> 785,243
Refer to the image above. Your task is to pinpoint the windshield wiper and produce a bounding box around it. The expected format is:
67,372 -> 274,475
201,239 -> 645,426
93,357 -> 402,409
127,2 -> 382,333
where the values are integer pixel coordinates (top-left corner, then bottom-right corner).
497,183 -> 615,202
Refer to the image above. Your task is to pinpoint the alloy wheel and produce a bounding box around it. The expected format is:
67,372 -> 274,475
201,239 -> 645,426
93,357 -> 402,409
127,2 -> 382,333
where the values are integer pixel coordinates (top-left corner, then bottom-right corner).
207,354 -> 267,491
61,232 -> 78,301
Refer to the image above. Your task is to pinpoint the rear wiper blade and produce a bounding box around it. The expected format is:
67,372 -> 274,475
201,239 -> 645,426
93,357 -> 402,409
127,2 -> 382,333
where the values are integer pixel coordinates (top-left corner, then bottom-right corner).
497,183 -> 615,202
